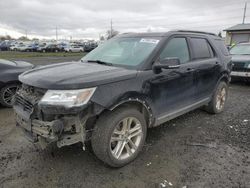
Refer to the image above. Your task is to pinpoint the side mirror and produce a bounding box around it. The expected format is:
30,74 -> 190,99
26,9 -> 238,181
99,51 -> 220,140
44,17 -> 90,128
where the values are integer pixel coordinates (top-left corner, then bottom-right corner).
153,57 -> 181,73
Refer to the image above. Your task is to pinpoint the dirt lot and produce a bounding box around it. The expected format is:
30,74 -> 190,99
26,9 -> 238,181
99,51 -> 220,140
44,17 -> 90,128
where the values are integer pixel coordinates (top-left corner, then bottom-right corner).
0,55 -> 250,188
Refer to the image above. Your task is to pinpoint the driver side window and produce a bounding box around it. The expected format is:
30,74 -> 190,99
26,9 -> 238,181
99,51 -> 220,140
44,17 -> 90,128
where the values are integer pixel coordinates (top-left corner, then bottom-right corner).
160,38 -> 190,64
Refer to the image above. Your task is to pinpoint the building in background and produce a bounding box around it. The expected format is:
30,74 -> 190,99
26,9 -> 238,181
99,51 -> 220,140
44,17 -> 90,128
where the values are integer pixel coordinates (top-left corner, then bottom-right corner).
224,24 -> 250,46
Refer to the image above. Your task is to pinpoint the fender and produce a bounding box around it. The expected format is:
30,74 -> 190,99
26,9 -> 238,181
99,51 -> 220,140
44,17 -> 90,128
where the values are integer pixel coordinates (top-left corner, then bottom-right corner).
109,96 -> 156,128
211,72 -> 230,96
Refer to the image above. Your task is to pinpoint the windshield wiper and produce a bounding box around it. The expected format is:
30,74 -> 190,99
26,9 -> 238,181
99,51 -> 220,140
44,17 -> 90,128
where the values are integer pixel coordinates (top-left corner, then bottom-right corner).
87,60 -> 113,66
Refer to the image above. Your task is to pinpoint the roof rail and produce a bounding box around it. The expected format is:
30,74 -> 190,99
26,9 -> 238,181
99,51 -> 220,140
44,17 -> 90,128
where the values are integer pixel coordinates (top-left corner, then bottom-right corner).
175,30 -> 217,36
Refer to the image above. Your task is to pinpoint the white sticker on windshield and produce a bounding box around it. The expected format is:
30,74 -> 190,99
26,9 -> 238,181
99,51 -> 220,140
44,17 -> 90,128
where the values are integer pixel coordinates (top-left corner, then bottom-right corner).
140,38 -> 159,44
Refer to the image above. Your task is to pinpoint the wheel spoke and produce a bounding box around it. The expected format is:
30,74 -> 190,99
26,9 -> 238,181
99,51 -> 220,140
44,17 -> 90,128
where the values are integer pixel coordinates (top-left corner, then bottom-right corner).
125,143 -> 133,156
129,129 -> 142,138
129,124 -> 141,134
113,129 -> 124,136
113,141 -> 126,159
128,139 -> 137,150
111,136 -> 123,142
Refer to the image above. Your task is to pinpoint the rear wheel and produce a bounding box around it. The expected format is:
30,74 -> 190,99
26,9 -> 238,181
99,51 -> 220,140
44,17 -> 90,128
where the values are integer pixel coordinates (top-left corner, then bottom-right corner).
91,107 -> 147,167
0,84 -> 20,107
205,81 -> 228,114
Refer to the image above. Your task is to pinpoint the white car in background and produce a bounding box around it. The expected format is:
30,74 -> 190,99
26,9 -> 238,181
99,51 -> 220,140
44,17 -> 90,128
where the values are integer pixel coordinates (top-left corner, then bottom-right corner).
64,45 -> 83,52
10,44 -> 23,51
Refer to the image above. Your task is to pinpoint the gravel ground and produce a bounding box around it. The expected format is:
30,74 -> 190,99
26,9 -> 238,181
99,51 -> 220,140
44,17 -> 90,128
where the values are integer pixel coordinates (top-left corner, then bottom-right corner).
0,57 -> 250,188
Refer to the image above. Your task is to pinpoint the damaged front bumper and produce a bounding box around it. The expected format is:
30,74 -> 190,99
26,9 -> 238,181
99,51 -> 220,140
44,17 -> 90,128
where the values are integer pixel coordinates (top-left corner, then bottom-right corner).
14,104 -> 89,149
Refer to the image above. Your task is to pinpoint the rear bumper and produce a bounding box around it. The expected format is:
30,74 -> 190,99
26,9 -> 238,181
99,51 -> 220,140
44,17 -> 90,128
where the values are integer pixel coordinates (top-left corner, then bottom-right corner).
231,71 -> 250,78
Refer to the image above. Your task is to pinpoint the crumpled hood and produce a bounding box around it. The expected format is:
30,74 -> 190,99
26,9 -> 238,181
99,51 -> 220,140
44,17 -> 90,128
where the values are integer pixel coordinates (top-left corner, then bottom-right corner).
19,62 -> 137,89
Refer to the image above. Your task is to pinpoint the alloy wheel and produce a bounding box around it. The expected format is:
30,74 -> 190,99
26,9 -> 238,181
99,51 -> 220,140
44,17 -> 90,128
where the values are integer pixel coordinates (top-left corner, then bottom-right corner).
216,87 -> 226,111
110,117 -> 143,160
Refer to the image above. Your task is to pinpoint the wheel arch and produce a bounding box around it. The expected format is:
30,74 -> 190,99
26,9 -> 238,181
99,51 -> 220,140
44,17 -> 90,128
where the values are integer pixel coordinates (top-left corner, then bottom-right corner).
108,98 -> 155,128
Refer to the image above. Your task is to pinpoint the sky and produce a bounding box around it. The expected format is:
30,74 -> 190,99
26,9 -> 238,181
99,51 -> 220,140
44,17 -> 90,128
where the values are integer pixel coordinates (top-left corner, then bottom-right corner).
0,0 -> 249,40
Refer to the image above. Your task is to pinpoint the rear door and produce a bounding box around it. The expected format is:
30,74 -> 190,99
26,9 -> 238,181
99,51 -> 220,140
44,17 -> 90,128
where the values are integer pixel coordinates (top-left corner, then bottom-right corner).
189,37 -> 221,100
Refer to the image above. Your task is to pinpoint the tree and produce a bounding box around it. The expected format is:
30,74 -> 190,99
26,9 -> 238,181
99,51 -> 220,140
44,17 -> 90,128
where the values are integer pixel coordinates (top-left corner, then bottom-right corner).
106,29 -> 119,39
18,36 -> 29,41
100,35 -> 105,41
0,35 -> 13,41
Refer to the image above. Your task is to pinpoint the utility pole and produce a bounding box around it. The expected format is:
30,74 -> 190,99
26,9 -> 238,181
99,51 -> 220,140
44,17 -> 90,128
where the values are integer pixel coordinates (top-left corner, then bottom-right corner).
25,30 -> 28,39
56,26 -> 58,41
110,19 -> 113,37
243,2 -> 247,24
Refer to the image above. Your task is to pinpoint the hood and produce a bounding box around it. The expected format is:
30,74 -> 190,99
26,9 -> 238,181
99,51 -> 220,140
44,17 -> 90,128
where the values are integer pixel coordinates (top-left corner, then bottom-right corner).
19,62 -> 137,90
231,55 -> 250,63
14,60 -> 33,68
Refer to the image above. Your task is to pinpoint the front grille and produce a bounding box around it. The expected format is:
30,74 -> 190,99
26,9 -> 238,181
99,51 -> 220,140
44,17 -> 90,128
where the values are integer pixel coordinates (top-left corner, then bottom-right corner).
14,85 -> 46,114
15,94 -> 33,113
232,62 -> 250,72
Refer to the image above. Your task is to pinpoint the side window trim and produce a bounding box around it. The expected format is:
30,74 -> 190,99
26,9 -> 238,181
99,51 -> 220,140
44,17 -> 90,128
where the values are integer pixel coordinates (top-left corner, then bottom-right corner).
189,37 -> 216,61
158,36 -> 191,64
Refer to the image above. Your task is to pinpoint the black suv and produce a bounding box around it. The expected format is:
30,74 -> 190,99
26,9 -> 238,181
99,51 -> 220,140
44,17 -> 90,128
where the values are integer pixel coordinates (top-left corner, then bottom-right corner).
14,31 -> 232,167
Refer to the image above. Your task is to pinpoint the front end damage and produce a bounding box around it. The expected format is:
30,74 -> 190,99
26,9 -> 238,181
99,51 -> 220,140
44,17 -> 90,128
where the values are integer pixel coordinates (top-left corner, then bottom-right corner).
14,85 -> 96,149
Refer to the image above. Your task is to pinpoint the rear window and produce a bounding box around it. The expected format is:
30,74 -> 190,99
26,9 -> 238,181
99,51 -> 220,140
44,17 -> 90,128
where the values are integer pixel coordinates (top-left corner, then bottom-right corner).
214,39 -> 230,56
191,38 -> 212,59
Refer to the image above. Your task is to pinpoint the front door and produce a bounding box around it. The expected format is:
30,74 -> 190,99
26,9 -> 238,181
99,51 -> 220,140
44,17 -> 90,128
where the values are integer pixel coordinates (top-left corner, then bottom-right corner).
145,37 -> 197,119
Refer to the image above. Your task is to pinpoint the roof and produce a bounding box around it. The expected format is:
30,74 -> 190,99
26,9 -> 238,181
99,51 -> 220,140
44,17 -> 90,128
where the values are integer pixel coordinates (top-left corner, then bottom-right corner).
120,30 -> 218,38
224,24 -> 250,31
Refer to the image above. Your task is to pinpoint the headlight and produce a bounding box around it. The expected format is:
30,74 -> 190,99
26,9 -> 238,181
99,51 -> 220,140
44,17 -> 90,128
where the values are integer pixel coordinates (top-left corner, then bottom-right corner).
39,87 -> 96,107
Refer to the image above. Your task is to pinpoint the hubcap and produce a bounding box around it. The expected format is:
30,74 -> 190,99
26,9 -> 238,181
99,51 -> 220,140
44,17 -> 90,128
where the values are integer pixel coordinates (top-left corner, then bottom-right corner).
216,87 -> 226,111
110,117 -> 143,160
3,86 -> 19,105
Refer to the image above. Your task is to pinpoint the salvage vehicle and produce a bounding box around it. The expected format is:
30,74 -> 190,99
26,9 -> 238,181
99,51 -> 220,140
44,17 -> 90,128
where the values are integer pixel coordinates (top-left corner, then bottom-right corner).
14,30 -> 231,167
230,43 -> 250,82
0,59 -> 33,107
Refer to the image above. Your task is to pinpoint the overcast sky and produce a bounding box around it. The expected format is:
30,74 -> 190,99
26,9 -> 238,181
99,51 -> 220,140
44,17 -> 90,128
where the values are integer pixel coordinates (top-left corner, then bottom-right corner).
0,0 -> 249,39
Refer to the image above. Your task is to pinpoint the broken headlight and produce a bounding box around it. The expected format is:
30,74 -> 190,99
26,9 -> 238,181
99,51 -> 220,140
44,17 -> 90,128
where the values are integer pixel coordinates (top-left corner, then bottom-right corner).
39,87 -> 96,108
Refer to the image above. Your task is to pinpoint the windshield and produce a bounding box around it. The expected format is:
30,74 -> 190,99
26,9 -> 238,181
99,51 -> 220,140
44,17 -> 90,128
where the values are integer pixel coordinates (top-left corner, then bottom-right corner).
81,37 -> 161,68
230,44 -> 250,55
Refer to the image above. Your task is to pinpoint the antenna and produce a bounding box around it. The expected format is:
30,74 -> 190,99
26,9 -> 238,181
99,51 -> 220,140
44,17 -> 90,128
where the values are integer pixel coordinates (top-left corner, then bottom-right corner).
243,2 -> 247,24
110,19 -> 113,37
56,26 -> 58,41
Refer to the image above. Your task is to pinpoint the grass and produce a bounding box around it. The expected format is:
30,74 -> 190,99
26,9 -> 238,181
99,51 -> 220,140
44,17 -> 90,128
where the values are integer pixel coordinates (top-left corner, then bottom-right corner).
0,51 -> 87,59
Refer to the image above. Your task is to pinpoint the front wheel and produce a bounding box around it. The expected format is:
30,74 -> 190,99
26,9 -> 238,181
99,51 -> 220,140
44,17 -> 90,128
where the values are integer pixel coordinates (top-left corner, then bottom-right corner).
91,107 -> 147,167
205,81 -> 228,114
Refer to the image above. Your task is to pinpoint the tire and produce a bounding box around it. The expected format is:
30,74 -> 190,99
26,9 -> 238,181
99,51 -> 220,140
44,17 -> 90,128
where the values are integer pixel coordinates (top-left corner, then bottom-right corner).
91,107 -> 147,167
205,81 -> 228,114
0,84 -> 20,108
42,49 -> 46,53
55,49 -> 58,53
